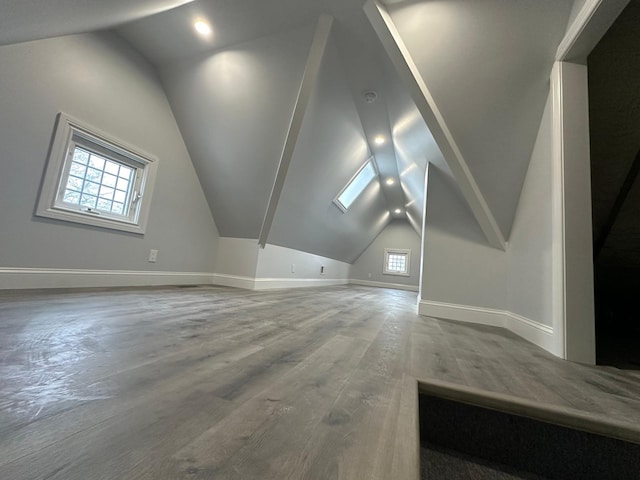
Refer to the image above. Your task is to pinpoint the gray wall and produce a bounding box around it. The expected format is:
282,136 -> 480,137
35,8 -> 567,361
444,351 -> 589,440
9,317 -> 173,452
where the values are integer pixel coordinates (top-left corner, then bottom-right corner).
256,244 -> 350,280
0,32 -> 219,272
507,93 -> 554,327
215,238 -> 259,278
421,166 -> 507,310
351,219 -> 421,287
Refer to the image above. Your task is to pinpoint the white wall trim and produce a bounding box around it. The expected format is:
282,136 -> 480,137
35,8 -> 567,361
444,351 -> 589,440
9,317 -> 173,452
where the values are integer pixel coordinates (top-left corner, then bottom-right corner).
556,0 -> 630,62
419,300 -> 505,328
551,62 -> 568,360
0,269 -> 351,292
212,273 -> 257,290
350,279 -> 419,292
557,0 -> 603,60
505,311 -> 556,354
213,274 -> 349,291
550,61 -> 596,363
0,267 -> 215,290
418,300 -> 555,353
254,277 -> 349,290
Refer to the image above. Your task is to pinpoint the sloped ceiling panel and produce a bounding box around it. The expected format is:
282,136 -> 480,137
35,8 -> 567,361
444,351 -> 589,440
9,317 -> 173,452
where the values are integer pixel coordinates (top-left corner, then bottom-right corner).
384,57 -> 450,236
117,0 -> 356,67
387,0 -> 573,238
330,8 -> 408,218
0,0 -> 195,46
267,37 -> 390,263
159,25 -> 315,238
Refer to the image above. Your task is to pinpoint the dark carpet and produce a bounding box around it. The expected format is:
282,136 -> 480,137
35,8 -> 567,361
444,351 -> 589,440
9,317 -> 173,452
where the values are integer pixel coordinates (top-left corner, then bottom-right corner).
420,394 -> 640,480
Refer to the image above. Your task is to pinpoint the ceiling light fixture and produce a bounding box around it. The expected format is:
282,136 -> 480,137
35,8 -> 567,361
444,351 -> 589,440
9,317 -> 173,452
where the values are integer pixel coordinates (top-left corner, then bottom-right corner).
194,20 -> 212,36
386,178 -> 395,186
363,90 -> 378,103
374,135 -> 385,145
394,208 -> 403,214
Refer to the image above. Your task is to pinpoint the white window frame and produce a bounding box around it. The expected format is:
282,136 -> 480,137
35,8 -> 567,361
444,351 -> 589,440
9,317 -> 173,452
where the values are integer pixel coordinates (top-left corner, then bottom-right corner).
383,248 -> 411,277
36,113 -> 158,234
333,159 -> 378,213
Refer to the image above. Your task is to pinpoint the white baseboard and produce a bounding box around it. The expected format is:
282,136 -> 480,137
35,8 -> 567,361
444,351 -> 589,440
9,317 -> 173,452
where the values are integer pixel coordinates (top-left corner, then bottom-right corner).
0,267 -> 215,290
212,273 -> 256,290
212,274 -> 349,291
418,300 -> 554,354
505,311 -> 555,354
254,277 -> 349,290
350,279 -> 419,292
419,300 -> 504,328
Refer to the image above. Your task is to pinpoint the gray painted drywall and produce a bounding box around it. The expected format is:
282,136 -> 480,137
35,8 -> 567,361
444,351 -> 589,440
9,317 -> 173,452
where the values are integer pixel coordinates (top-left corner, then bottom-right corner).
214,237 -> 350,281
159,24 -> 315,239
215,238 -> 259,278
388,0 -> 572,239
267,37 -> 390,263
351,219 -> 421,287
507,93 -> 554,327
256,244 -> 350,280
0,32 -> 219,272
421,166 -> 506,310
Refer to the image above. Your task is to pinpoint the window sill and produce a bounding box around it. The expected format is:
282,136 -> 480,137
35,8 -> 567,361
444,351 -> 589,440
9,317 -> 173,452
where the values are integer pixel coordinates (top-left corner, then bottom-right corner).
36,206 -> 145,234
383,271 -> 411,277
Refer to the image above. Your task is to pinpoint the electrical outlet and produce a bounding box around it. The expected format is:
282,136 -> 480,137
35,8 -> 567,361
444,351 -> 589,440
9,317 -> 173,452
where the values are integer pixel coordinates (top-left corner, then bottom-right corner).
291,263 -> 295,273
368,273 -> 372,278
148,249 -> 158,263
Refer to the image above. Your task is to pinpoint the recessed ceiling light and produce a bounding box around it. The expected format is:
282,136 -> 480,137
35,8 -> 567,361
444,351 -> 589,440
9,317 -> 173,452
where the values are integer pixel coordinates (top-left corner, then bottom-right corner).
194,20 -> 212,36
386,178 -> 395,185
374,135 -> 385,145
394,208 -> 403,214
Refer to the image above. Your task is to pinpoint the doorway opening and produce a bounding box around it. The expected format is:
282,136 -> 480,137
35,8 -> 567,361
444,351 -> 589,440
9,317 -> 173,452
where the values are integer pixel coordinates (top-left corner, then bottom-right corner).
589,0 -> 640,370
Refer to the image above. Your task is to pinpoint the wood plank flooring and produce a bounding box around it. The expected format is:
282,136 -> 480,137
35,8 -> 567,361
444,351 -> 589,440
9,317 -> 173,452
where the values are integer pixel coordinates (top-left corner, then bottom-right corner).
0,285 -> 639,479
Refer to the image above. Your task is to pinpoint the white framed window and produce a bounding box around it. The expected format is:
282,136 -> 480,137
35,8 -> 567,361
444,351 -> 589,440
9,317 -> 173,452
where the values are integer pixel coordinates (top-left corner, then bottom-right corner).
383,248 -> 410,276
333,159 -> 377,212
36,113 -> 158,234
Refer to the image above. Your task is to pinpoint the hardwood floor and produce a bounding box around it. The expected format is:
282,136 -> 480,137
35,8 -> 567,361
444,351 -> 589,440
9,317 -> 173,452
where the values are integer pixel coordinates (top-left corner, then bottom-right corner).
0,285 -> 639,479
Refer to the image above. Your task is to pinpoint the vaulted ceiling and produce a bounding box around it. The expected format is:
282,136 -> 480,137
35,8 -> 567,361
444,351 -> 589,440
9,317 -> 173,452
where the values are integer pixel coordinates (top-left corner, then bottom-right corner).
1,0 -> 577,263
117,0 -> 417,263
